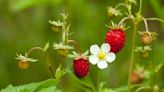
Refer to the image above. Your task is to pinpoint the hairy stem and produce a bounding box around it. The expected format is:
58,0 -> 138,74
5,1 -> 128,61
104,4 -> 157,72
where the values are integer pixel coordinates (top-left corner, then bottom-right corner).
62,21 -> 66,44
151,43 -> 156,91
115,3 -> 128,9
145,18 -> 164,22
142,17 -> 149,32
26,47 -> 54,78
118,16 -> 133,27
138,0 -> 142,14
26,47 -> 44,56
68,40 -> 82,55
96,69 -> 100,92
128,23 -> 137,92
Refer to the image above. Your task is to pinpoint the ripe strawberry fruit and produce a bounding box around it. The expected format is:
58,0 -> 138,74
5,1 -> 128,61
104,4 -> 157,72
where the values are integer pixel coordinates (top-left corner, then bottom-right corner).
73,57 -> 89,78
105,28 -> 126,53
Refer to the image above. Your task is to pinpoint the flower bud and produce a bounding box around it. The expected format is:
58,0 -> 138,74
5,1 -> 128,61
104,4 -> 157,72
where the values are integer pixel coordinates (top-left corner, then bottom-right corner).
131,66 -> 150,84
141,32 -> 152,44
49,20 -> 63,32
57,49 -> 69,57
135,45 -> 152,59
139,31 -> 157,45
126,0 -> 136,5
107,7 -> 122,18
53,42 -> 74,57
18,61 -> 30,69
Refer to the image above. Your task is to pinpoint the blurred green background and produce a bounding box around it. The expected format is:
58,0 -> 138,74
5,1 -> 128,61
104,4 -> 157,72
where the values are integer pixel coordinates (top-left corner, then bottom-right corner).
0,0 -> 164,91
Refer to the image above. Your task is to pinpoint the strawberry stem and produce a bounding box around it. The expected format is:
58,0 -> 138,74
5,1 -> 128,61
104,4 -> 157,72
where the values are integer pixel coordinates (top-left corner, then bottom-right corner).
26,47 -> 45,56
118,16 -> 133,27
26,47 -> 54,78
145,18 -> 164,22
138,0 -> 143,15
128,23 -> 137,92
142,17 -> 149,32
68,40 -> 82,55
115,3 -> 128,9
151,42 -> 156,91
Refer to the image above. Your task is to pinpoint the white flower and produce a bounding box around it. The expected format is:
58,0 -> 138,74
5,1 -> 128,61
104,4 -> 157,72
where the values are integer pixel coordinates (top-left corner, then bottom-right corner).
15,54 -> 37,62
89,43 -> 116,69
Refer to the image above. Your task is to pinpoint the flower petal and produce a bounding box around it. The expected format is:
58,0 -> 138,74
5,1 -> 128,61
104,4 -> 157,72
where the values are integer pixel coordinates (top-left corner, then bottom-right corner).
90,44 -> 100,55
89,55 -> 98,65
101,43 -> 110,53
106,52 -> 116,63
97,61 -> 108,69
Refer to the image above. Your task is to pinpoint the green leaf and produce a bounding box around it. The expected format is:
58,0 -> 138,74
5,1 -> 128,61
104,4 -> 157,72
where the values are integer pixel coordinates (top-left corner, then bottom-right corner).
1,79 -> 59,92
155,62 -> 164,72
66,67 -> 95,92
55,64 -> 65,80
38,86 -> 61,92
43,42 -> 50,52
101,88 -> 115,92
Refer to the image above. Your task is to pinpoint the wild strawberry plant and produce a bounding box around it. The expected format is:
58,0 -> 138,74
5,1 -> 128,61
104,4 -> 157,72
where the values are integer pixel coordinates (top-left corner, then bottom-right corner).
1,0 -> 164,92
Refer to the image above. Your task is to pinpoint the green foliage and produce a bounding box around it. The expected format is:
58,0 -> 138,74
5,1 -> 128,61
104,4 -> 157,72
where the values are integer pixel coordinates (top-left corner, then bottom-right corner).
38,86 -> 60,92
0,0 -> 164,92
1,79 -> 60,92
66,67 -> 95,92
43,42 -> 50,52
55,64 -> 65,80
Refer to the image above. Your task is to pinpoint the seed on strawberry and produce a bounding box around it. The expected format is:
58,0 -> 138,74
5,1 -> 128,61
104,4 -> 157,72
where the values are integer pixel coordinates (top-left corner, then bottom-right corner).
105,28 -> 126,53
73,57 -> 89,78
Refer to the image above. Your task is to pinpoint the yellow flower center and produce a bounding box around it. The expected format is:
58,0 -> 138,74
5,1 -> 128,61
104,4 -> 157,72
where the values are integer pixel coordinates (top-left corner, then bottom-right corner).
98,52 -> 106,60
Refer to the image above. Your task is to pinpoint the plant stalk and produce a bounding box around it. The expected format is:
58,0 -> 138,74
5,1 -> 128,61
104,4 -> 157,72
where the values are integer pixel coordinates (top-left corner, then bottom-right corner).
96,69 -> 100,92
151,43 -> 156,92
128,23 -> 137,92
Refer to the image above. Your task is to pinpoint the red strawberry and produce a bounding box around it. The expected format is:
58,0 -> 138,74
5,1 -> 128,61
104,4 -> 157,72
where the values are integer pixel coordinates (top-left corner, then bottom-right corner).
105,28 -> 126,53
131,71 -> 144,84
73,57 -> 89,78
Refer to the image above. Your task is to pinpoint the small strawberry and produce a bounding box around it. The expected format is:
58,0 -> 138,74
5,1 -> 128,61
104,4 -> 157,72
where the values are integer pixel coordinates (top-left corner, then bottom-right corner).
73,57 -> 89,78
130,66 -> 149,84
105,28 -> 126,53
131,71 -> 143,84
